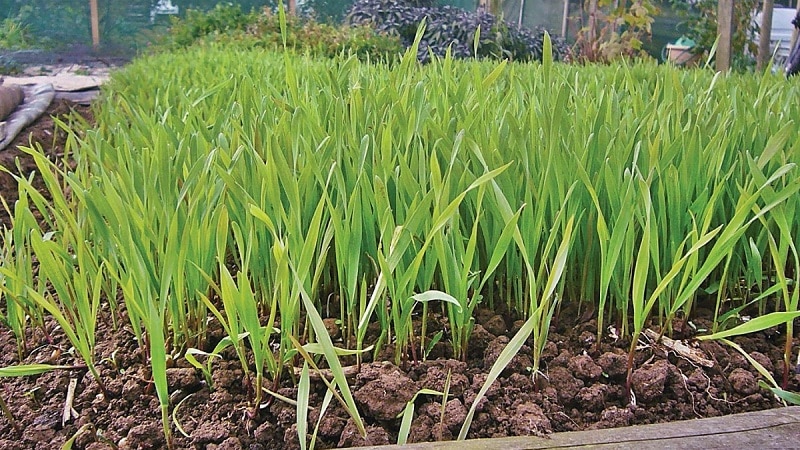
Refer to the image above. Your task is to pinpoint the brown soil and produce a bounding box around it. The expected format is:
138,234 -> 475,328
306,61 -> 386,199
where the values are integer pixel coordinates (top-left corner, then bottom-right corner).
0,99 -> 93,229
1,103 -> 799,450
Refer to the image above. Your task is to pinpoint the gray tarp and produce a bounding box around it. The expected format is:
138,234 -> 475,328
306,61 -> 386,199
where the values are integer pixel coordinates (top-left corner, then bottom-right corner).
0,83 -> 55,152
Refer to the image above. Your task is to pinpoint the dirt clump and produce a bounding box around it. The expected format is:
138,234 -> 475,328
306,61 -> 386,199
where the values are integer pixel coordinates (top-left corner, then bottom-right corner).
568,354 -> 603,381
354,362 -> 417,420
630,360 -> 671,403
728,368 -> 759,395
509,402 -> 551,436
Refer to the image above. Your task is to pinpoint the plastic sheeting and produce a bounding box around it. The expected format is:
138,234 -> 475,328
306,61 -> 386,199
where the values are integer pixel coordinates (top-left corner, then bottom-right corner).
0,84 -> 55,152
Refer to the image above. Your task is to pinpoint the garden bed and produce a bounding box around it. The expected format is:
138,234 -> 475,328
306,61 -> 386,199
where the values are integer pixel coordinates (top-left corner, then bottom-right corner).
0,144 -> 796,447
2,44 -> 800,450
0,283 -> 796,448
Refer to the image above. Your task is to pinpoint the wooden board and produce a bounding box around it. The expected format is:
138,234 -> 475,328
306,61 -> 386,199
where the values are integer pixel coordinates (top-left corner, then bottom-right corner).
347,406 -> 800,450
2,73 -> 108,92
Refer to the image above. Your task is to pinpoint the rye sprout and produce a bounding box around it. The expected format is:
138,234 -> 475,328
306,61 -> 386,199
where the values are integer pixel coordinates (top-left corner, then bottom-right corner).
2,18 -> 800,446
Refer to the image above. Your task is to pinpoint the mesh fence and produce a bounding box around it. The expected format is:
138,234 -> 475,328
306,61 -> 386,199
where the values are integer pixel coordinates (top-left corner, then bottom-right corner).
0,1 -> 483,52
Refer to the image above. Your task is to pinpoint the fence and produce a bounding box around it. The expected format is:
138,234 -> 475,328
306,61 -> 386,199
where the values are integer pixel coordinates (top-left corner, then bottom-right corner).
0,1 -> 681,60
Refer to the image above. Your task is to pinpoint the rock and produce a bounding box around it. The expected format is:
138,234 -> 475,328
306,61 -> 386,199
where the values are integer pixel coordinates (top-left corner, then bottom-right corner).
568,354 -> 603,381
354,362 -> 416,420
729,368 -> 758,395
508,402 -> 551,435
630,360 -> 671,403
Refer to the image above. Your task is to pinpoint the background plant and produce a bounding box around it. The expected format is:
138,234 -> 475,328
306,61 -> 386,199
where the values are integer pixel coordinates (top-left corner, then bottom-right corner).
157,3 -> 402,61
346,0 -> 569,62
576,0 -> 659,63
0,13 -> 32,50
669,0 -> 759,70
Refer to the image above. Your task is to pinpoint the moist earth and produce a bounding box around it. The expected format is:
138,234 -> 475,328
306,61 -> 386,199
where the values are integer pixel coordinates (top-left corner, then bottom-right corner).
0,102 -> 799,449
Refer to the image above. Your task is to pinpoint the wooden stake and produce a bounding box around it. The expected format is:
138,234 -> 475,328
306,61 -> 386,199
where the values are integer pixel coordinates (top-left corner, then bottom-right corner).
757,0 -> 775,71
716,0 -> 734,72
89,0 -> 100,49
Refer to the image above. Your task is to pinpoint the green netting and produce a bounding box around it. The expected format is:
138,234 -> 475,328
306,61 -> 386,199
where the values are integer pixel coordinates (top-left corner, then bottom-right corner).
0,0 -> 680,58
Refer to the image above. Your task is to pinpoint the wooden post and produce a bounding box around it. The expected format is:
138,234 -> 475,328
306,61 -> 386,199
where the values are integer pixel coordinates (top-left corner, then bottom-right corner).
89,0 -> 100,48
757,0 -> 775,71
288,0 -> 296,15
562,0 -> 569,37
587,0 -> 598,60
717,0 -> 734,72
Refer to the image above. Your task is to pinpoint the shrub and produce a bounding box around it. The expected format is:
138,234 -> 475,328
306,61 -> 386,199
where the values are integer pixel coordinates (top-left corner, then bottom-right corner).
345,0 -> 569,63
0,15 -> 33,50
164,3 -> 260,49
574,0 -> 659,63
158,3 -> 402,62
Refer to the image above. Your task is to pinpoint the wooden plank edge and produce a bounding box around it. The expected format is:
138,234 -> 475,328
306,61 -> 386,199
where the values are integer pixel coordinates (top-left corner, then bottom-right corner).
343,406 -> 800,450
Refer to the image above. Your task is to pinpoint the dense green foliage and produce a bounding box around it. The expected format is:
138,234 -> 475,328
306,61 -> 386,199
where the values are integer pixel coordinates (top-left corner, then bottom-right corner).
2,41 -> 800,445
159,3 -> 402,61
346,0 -> 569,62
0,16 -> 31,50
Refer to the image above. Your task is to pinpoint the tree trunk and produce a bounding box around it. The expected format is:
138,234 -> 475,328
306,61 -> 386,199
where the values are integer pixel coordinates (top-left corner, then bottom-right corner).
757,0 -> 775,71
89,0 -> 100,49
716,0 -> 734,72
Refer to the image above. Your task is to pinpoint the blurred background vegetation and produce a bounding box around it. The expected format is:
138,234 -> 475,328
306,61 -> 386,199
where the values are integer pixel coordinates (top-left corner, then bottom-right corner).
0,0 -> 688,61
